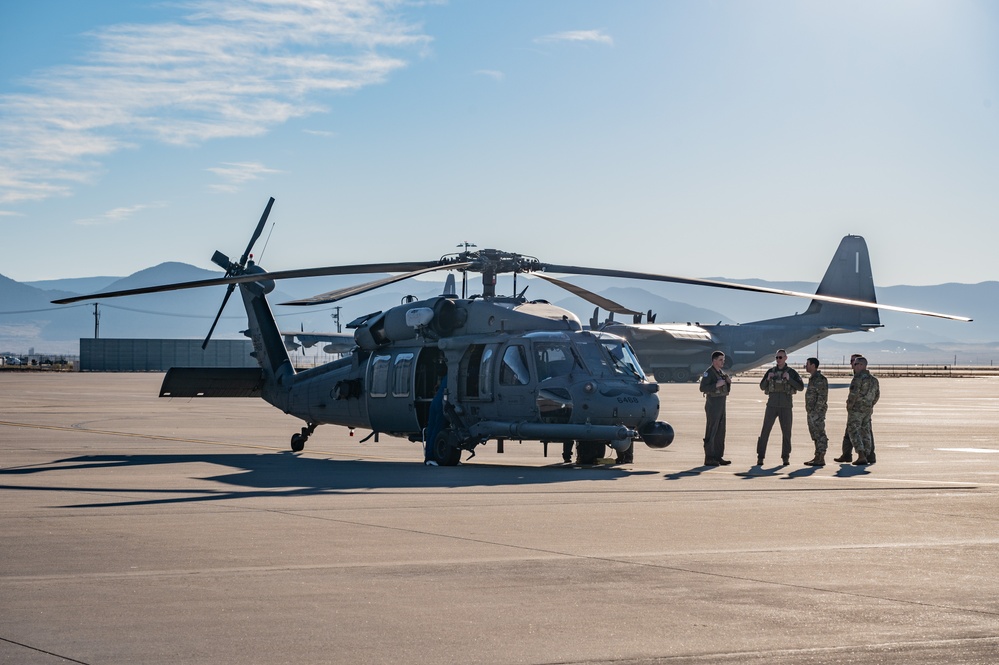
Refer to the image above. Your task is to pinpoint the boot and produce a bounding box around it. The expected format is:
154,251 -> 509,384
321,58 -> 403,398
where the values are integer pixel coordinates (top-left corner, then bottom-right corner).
804,453 -> 825,467
833,453 -> 852,463
853,452 -> 868,465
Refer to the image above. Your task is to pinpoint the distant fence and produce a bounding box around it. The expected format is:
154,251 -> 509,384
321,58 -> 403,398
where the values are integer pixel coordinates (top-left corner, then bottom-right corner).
741,364 -> 999,379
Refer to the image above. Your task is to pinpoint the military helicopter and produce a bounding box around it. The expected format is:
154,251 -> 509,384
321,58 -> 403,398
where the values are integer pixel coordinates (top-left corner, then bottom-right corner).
54,198 -> 970,465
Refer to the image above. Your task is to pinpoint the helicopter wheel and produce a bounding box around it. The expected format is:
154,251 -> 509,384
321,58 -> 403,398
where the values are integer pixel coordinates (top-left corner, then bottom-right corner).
290,433 -> 305,452
429,430 -> 462,466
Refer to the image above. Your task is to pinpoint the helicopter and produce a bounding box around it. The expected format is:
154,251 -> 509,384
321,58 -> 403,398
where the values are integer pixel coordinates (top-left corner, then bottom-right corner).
54,198 -> 971,466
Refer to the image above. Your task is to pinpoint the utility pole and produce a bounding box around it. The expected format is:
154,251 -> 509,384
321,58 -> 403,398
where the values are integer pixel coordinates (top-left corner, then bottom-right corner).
332,306 -> 342,333
93,303 -> 100,339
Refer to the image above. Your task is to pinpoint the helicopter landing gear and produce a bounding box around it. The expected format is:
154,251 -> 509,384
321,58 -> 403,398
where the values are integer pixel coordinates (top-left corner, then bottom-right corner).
575,441 -> 607,465
429,429 -> 462,467
290,422 -> 317,452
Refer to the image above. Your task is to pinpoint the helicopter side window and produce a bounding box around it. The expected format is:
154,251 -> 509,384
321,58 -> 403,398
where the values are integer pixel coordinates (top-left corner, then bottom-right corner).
478,345 -> 496,398
369,355 -> 391,397
534,342 -> 577,381
499,345 -> 530,386
392,353 -> 414,397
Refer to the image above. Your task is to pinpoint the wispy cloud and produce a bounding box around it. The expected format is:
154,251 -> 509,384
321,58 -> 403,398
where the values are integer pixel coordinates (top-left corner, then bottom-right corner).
474,69 -> 505,81
73,201 -> 167,226
0,0 -> 430,206
534,29 -> 613,46
206,161 -> 282,193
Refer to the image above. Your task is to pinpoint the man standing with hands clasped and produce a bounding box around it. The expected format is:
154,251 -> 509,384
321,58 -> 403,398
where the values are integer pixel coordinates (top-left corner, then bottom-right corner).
699,350 -> 732,467
756,349 -> 804,466
802,357 -> 828,466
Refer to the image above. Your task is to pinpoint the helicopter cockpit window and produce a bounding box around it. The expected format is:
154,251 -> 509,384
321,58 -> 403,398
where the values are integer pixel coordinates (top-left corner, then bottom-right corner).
392,353 -> 414,397
534,342 -> 579,381
499,345 -> 530,385
600,339 -> 646,379
370,355 -> 391,397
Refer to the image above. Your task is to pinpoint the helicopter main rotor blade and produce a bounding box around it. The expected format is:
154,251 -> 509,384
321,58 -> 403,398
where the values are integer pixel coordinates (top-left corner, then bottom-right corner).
203,283 -> 236,349
539,264 -> 972,322
281,263 -> 471,306
532,273 -> 640,316
51,261 -> 448,305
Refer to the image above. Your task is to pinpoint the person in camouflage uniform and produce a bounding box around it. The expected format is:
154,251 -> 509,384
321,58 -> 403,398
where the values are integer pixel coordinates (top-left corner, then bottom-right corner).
756,349 -> 804,466
802,357 -> 828,467
835,353 -> 877,464
846,356 -> 880,466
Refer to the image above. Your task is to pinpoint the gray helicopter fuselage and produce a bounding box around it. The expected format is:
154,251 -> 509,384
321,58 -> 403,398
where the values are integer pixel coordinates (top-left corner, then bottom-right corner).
259,294 -> 666,449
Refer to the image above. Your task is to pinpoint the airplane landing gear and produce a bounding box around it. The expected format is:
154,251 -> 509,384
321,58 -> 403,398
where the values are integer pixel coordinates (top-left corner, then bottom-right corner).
291,422 -> 317,452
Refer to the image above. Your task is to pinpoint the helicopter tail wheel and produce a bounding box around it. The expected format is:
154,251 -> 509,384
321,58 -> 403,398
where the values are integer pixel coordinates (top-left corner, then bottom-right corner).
290,423 -> 316,452
430,430 -> 462,467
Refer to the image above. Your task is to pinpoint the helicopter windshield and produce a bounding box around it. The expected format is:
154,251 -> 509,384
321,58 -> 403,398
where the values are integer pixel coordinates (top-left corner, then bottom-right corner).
600,338 -> 646,379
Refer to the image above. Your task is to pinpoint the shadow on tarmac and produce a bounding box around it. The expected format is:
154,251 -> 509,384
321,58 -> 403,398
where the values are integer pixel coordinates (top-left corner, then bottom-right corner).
0,452 -> 659,508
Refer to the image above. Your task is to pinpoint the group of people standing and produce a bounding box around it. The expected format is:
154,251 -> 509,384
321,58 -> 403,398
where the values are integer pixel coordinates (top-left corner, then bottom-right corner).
699,350 -> 880,467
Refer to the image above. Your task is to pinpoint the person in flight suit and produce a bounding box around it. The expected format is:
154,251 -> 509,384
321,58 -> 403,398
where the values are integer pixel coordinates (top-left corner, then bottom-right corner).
846,356 -> 880,466
756,349 -> 804,466
802,357 -> 829,467
699,351 -> 732,466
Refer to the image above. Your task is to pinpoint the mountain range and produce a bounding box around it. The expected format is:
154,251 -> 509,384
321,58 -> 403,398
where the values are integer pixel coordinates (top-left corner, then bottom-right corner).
2,263 -> 996,365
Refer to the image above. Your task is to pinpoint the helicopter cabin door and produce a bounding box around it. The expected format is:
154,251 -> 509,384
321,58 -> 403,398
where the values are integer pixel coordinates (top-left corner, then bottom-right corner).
495,342 -> 536,416
365,348 -> 428,435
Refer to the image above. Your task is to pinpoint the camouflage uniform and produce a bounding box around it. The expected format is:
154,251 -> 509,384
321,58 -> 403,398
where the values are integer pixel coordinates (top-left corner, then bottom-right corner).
805,370 -> 829,455
846,369 -> 880,456
699,365 -> 731,463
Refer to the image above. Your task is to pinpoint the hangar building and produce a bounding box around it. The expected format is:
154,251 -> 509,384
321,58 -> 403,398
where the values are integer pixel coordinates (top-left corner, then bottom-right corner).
80,339 -> 255,371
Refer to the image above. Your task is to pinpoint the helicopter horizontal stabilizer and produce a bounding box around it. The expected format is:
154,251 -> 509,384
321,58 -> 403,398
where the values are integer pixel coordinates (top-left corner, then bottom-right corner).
159,367 -> 264,398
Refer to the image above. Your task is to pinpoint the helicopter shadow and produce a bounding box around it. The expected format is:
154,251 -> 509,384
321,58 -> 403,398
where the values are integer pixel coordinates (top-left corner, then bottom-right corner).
0,451 -> 652,509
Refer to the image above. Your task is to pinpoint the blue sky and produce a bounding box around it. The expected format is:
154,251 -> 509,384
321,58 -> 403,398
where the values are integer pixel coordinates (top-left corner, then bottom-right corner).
1,0 -> 996,286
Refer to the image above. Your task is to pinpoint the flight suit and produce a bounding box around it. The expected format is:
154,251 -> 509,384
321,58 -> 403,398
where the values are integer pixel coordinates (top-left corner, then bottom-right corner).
757,364 -> 805,464
805,370 -> 829,456
699,365 -> 731,463
846,369 -> 880,459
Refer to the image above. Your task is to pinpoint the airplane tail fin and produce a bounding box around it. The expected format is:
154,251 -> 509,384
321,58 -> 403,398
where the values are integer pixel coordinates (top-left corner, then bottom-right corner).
803,235 -> 881,329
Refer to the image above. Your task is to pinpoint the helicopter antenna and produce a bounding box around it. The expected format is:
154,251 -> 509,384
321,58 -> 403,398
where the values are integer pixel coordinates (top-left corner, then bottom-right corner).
456,241 -> 476,298
256,221 -> 277,263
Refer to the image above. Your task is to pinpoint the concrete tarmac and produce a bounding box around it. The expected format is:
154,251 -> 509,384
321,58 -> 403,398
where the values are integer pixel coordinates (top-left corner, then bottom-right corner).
1,372 -> 998,664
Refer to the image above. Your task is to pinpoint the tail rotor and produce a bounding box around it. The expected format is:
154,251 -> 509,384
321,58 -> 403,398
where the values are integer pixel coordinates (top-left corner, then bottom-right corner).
202,197 -> 276,349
